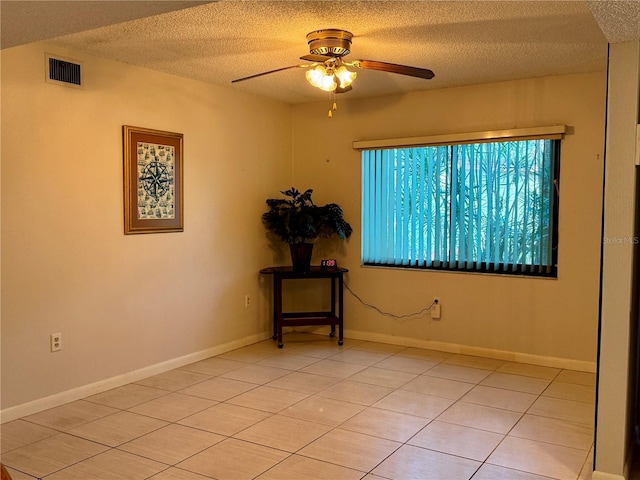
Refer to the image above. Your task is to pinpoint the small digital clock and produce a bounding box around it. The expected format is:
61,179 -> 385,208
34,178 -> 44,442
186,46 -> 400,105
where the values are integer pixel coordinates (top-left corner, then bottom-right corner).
320,259 -> 338,270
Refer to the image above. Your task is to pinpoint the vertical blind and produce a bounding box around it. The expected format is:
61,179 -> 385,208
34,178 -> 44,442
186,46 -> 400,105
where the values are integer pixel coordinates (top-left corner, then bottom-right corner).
361,138 -> 559,276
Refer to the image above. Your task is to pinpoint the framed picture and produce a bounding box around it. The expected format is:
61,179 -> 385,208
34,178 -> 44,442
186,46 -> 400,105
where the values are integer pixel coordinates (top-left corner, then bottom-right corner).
123,126 -> 183,234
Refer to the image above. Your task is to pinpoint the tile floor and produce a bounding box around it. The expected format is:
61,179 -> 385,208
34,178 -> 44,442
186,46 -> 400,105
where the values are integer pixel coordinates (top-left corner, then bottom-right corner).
1,332 -> 595,480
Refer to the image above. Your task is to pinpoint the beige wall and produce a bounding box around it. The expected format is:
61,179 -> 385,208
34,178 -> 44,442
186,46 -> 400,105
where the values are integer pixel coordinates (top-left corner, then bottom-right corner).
1,42 -> 607,418
1,43 -> 292,410
291,72 -> 606,364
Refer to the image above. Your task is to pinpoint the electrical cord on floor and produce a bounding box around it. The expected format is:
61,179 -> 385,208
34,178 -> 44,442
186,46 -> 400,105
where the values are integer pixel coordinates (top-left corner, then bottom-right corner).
344,282 -> 437,319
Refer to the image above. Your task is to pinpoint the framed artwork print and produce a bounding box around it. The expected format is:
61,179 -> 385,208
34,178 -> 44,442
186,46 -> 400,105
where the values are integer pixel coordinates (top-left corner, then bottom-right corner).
123,125 -> 183,234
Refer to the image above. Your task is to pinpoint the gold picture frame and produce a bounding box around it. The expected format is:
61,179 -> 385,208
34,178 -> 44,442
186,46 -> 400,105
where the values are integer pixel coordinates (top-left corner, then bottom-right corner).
123,125 -> 183,234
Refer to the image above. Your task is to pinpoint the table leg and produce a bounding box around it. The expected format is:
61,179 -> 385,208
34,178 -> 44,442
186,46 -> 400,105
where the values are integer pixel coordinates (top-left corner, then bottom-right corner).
275,275 -> 284,348
338,273 -> 344,346
272,276 -> 278,340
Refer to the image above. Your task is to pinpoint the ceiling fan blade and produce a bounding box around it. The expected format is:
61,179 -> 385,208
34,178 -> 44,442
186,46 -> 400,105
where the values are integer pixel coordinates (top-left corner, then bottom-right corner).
300,54 -> 333,63
335,84 -> 353,94
354,59 -> 435,79
232,65 -> 305,83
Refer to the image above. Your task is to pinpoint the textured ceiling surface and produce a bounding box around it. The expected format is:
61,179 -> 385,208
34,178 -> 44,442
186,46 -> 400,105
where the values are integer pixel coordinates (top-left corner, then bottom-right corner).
0,1 -> 210,50
6,1 -> 630,104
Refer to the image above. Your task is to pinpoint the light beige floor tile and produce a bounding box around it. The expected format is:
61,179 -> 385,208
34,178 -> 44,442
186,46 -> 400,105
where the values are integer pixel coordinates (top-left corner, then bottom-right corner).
256,454 -> 363,480
135,369 -> 211,391
578,446 -> 594,480
119,423 -> 225,465
1,433 -> 108,478
400,375 -> 474,400
266,371 -> 338,394
218,346 -> 279,363
373,355 -> 438,374
543,381 -> 596,404
340,407 -> 429,442
279,395 -> 365,426
5,335 -> 599,480
461,385 -> 537,412
373,390 -> 454,419
67,411 -> 168,447
177,438 -> 289,480
149,467 -> 214,479
300,359 -> 368,378
528,396 -> 595,428
257,353 -> 320,370
372,444 -> 480,480
178,376 -> 256,401
285,342 -> 348,359
234,414 -> 332,452
473,463 -> 558,480
23,400 -> 119,432
444,354 -> 505,370
556,370 -> 596,387
3,466 -> 39,480
1,420 -> 58,453
328,349 -> 390,366
488,435 -> 589,480
299,428 -> 400,472
226,385 -> 309,413
220,364 -> 291,384
178,403 -> 271,436
44,448 -> 165,479
128,392 -> 217,422
496,362 -> 561,380
408,420 -> 504,461
352,341 -> 407,354
316,380 -> 393,406
480,372 -> 552,394
437,402 -> 522,434
424,363 -> 492,383
510,413 -> 594,450
348,366 -> 417,388
85,384 -> 169,409
178,357 -> 246,376
396,347 -> 451,361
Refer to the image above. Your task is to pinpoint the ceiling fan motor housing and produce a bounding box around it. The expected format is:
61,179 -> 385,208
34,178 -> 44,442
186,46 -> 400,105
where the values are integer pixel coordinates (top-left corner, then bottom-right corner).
307,29 -> 353,57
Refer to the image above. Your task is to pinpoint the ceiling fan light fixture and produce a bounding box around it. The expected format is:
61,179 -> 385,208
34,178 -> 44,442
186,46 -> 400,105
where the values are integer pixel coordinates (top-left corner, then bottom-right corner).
335,65 -> 357,88
305,65 -> 337,92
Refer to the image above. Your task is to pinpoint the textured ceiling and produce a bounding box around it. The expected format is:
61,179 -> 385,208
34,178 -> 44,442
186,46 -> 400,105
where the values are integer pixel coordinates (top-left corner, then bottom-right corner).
5,1 -> 633,104
0,1 -> 211,50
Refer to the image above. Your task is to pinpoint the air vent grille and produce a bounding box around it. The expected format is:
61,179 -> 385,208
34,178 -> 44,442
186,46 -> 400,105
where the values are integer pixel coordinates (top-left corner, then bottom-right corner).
45,54 -> 82,88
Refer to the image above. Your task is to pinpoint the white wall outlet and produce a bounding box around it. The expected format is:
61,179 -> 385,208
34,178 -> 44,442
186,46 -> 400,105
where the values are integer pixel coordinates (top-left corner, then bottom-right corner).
432,298 -> 441,319
50,332 -> 62,352
244,294 -> 251,308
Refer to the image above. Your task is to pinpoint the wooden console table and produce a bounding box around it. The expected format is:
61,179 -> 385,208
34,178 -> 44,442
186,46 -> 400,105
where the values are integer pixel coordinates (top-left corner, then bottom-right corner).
260,266 -> 348,348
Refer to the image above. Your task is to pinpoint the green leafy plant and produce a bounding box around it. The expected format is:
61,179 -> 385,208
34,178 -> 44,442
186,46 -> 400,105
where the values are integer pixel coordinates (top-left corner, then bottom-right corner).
262,187 -> 353,244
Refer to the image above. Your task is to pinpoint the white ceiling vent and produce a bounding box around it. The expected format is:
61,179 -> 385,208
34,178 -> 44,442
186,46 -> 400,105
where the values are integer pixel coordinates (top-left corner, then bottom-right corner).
45,53 -> 82,88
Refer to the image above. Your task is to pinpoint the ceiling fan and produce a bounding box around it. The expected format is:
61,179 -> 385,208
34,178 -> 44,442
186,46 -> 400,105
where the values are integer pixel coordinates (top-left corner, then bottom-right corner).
231,29 -> 435,96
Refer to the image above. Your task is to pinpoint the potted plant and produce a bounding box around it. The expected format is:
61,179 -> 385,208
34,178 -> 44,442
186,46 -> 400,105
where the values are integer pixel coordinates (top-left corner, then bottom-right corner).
262,187 -> 353,272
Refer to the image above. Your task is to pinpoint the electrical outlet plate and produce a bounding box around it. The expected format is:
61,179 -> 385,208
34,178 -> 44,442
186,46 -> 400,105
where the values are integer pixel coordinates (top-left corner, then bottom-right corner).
432,297 -> 441,319
244,294 -> 251,308
50,332 -> 62,352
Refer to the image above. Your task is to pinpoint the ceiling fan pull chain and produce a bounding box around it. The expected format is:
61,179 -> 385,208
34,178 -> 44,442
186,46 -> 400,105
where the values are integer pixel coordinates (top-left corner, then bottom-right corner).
328,90 -> 337,118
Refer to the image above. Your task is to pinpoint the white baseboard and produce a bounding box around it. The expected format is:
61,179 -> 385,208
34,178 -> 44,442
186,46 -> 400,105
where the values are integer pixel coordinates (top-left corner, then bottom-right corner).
339,328 -> 597,373
2,327 -> 597,423
592,471 -> 626,480
1,332 -> 271,424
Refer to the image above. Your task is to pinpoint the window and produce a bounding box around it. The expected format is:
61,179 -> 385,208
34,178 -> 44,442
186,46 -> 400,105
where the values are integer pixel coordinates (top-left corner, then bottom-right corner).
361,135 -> 560,277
